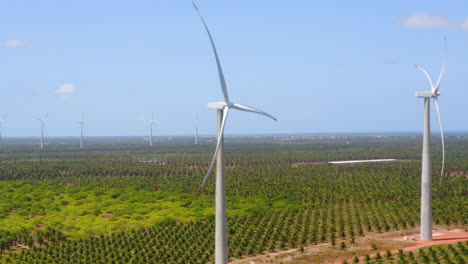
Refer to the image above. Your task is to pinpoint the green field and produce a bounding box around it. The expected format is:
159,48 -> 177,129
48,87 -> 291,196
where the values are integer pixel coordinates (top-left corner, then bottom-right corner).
0,135 -> 467,263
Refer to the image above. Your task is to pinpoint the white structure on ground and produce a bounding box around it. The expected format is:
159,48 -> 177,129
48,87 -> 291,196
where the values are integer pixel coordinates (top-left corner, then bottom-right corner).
327,159 -> 398,165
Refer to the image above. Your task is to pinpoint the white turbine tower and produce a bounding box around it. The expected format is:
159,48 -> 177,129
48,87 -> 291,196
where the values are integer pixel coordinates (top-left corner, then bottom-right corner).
79,114 -> 85,149
193,2 -> 277,263
415,39 -> 447,241
195,113 -> 199,145
149,113 -> 155,146
33,114 -> 48,149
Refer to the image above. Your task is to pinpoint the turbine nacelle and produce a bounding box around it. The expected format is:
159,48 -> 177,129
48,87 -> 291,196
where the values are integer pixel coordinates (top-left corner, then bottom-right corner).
416,92 -> 435,98
208,102 -> 277,121
208,102 -> 231,109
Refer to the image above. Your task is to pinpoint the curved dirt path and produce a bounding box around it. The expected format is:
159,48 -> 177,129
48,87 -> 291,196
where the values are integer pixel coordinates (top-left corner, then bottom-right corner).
400,230 -> 468,251
334,230 -> 468,264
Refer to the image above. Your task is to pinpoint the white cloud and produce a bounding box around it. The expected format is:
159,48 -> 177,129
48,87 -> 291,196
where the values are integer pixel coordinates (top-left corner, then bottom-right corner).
399,13 -> 468,32
55,83 -> 76,99
399,13 -> 450,29
461,18 -> 468,32
4,39 -> 25,48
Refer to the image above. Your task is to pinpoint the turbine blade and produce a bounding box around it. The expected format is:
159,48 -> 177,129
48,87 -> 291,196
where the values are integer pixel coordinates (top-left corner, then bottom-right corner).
231,103 -> 277,121
199,107 -> 230,190
192,1 -> 230,103
415,65 -> 435,90
33,115 -> 41,121
433,37 -> 447,95
434,97 -> 445,177
44,113 -> 48,119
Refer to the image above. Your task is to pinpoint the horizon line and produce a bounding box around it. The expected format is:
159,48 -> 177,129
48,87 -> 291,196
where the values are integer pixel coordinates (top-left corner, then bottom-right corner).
2,131 -> 468,139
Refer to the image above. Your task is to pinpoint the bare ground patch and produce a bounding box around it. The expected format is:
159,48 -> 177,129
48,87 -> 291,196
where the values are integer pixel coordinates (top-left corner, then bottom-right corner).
229,225 -> 467,264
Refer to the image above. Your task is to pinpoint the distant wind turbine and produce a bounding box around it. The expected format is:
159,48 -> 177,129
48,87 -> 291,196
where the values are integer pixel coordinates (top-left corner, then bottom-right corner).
193,2 -> 277,263
79,114 -> 85,149
415,38 -> 447,241
149,113 -> 156,146
33,113 -> 48,149
195,113 -> 199,145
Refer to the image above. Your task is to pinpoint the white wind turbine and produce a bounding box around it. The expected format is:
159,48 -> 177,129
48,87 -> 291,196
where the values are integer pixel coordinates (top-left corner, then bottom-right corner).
0,114 -> 6,147
195,113 -> 199,145
33,114 -> 48,149
415,39 -> 447,241
79,114 -> 85,149
193,2 -> 277,263
149,113 -> 156,146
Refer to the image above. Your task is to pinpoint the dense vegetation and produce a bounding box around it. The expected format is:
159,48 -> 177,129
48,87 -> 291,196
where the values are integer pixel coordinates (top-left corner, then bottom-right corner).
345,241 -> 467,264
0,135 -> 467,263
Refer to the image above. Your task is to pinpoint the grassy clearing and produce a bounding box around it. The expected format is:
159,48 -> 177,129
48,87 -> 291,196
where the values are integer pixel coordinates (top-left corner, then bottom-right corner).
0,180 -> 303,239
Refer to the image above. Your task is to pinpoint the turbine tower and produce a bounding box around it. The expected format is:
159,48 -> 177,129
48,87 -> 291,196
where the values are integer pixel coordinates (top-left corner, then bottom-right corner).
415,39 -> 447,241
195,113 -> 199,145
149,113 -> 155,146
33,114 -> 47,149
79,114 -> 85,149
193,2 -> 277,263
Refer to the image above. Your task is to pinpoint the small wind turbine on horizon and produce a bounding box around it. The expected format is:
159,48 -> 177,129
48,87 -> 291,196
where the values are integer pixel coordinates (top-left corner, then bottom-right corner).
79,114 -> 85,149
149,113 -> 156,146
415,38 -> 447,241
193,2 -> 277,263
33,114 -> 48,149
195,113 -> 199,145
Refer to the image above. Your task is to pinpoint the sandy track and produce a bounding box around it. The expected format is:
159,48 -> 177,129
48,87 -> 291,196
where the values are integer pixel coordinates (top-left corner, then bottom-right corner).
334,230 -> 468,264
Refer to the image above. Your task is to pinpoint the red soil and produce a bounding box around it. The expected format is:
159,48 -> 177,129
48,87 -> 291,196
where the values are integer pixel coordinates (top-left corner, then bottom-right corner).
334,230 -> 468,264
395,230 -> 468,251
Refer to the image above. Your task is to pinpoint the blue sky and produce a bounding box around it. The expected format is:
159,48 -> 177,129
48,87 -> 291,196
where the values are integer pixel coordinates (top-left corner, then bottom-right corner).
1,0 -> 467,137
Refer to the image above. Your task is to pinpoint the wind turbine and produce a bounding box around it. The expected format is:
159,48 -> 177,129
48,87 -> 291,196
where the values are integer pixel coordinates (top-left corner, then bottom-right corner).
149,113 -> 155,146
33,114 -> 48,149
195,113 -> 199,145
193,2 -> 277,263
0,114 -> 6,147
79,114 -> 85,149
415,39 -> 447,241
